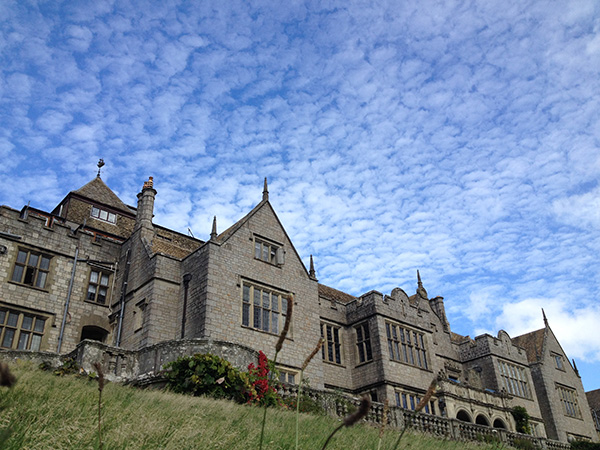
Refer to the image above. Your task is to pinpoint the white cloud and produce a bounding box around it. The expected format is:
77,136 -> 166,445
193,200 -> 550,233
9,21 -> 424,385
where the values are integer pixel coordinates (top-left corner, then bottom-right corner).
1,0 -> 599,387
552,187 -> 600,229
492,297 -> 600,363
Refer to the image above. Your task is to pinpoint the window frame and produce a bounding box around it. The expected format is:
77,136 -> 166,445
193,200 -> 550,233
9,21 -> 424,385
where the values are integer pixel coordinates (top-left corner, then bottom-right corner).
91,206 -> 117,224
394,390 -> 436,415
355,322 -> 373,364
85,269 -> 111,306
498,360 -> 531,399
552,353 -> 565,371
276,367 -> 298,385
11,248 -> 51,289
556,384 -> 581,419
0,307 -> 47,351
386,321 -> 428,369
241,282 -> 291,336
253,236 -> 283,266
321,322 -> 343,365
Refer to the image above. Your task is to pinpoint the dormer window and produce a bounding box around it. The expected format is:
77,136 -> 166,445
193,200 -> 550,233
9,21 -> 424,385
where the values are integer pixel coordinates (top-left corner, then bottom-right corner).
91,206 -> 116,224
254,236 -> 284,265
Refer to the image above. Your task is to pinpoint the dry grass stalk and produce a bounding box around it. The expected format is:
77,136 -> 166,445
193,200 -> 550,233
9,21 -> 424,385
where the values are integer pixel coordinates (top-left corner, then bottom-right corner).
379,399 -> 389,438
0,362 -> 16,387
391,378 -> 438,450
93,362 -> 105,450
296,338 -> 325,450
275,295 -> 294,353
414,379 -> 437,413
302,338 -> 324,371
377,399 -> 389,450
261,295 -> 294,450
321,396 -> 371,450
343,396 -> 371,427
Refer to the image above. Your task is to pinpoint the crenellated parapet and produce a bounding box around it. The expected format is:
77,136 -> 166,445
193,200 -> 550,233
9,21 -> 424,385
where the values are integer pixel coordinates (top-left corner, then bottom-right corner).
458,330 -> 528,364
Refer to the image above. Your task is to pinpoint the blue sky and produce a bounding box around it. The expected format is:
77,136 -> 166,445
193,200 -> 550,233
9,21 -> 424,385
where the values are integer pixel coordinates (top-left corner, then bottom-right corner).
1,1 -> 599,391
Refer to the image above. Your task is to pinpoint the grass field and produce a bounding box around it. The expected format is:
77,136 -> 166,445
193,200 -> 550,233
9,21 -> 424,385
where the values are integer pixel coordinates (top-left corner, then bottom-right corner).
0,361 -> 500,450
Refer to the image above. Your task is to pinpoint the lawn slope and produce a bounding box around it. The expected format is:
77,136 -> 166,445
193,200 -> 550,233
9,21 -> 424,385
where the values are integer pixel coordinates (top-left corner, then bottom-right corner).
0,361 -> 496,450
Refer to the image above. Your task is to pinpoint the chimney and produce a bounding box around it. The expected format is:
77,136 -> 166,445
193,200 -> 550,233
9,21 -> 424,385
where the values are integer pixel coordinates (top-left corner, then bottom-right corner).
135,177 -> 156,237
430,296 -> 450,332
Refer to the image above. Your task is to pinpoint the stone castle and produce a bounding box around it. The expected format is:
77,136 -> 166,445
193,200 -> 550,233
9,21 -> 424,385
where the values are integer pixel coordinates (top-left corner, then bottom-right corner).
0,171 -> 597,444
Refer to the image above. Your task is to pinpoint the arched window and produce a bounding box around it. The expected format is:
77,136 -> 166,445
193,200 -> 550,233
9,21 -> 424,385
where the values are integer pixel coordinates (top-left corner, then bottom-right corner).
493,418 -> 507,429
456,410 -> 472,422
476,414 -> 490,426
80,326 -> 108,343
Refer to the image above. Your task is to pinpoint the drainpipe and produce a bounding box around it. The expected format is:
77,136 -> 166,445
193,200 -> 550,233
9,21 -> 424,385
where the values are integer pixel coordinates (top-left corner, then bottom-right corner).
57,246 -> 79,353
108,261 -> 118,315
115,249 -> 131,347
181,273 -> 192,339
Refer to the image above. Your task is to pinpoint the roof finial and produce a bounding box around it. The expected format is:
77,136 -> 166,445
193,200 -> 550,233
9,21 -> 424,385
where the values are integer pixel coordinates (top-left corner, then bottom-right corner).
542,308 -> 548,327
97,159 -> 105,178
262,177 -> 269,201
210,216 -> 218,241
309,254 -> 316,280
416,270 -> 427,298
572,359 -> 580,376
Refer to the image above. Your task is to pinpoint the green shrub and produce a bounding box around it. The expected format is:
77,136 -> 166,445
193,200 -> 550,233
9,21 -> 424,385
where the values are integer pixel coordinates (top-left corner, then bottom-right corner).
163,353 -> 250,403
511,406 -> 531,434
512,437 -> 535,450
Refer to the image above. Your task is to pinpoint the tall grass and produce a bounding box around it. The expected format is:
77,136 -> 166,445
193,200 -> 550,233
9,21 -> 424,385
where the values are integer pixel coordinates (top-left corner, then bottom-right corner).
0,361 -> 500,450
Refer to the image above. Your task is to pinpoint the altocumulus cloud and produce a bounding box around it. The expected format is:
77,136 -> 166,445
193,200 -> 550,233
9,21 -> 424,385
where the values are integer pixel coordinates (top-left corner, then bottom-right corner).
0,0 -> 599,388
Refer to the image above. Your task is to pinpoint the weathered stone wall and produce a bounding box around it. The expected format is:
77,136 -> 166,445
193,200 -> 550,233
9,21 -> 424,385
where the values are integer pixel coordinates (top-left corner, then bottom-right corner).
195,201 -> 324,388
0,206 -> 121,353
535,328 -> 598,442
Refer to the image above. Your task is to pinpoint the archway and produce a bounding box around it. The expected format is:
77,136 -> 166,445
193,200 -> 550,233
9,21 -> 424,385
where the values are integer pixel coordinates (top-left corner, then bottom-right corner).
493,418 -> 507,429
476,414 -> 490,426
456,410 -> 472,423
80,325 -> 108,343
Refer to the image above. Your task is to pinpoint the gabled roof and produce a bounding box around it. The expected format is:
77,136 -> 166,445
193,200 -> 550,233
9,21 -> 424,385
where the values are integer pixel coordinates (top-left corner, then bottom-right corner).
70,177 -> 132,213
512,328 -> 546,363
215,198 -> 311,279
318,284 -> 357,304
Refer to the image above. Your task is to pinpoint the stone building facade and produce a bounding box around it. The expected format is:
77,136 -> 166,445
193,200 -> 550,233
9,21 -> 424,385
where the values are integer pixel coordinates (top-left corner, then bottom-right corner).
0,174 -> 597,443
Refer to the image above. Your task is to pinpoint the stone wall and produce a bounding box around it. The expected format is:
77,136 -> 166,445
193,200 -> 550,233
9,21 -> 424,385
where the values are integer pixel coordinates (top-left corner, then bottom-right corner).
0,206 -> 122,353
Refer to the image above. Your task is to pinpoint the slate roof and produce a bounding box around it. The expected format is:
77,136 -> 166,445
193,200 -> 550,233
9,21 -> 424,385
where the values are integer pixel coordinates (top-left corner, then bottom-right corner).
450,332 -> 469,344
318,284 -> 357,304
151,238 -> 198,259
512,328 -> 546,363
586,388 -> 600,411
72,177 -> 132,213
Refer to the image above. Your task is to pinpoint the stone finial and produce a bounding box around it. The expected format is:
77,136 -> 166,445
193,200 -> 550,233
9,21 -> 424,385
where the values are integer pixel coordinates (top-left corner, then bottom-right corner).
417,270 -> 427,298
210,216 -> 218,240
542,308 -> 548,327
572,359 -> 579,376
309,254 -> 316,280
262,177 -> 269,201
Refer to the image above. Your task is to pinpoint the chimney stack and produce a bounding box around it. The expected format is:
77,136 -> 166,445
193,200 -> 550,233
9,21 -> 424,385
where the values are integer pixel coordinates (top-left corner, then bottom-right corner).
135,177 -> 156,238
